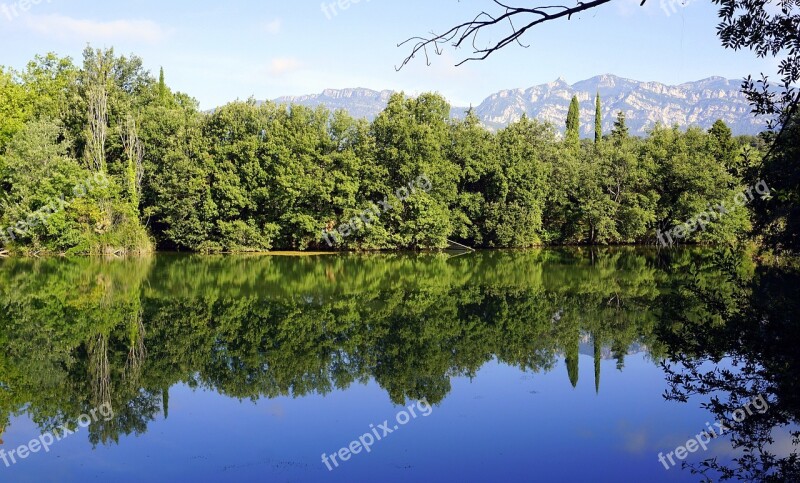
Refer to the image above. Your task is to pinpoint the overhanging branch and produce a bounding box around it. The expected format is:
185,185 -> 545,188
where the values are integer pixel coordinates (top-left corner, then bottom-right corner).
397,0 -> 645,70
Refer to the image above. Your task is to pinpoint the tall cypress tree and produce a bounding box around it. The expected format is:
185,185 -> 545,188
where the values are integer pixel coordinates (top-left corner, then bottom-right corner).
158,67 -> 167,100
565,95 -> 580,147
595,92 -> 602,144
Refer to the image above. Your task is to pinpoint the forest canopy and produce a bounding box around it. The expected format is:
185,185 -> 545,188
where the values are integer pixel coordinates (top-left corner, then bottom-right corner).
0,48 -> 786,254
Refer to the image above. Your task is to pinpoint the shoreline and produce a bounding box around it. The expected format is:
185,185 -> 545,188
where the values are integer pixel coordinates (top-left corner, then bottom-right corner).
0,244 -> 735,259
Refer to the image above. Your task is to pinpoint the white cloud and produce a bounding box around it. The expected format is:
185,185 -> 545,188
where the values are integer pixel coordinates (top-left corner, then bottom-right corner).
264,18 -> 282,35
24,14 -> 167,43
267,57 -> 302,76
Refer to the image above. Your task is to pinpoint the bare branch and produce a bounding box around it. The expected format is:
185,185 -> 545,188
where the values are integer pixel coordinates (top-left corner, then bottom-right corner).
397,1 -> 633,70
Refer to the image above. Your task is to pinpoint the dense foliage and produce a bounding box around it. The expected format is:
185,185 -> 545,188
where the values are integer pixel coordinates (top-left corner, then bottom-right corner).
0,49 -> 779,253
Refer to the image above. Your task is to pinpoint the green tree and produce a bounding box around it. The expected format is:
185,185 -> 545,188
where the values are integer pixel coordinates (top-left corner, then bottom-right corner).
595,92 -> 602,144
0,120 -> 146,254
371,93 -> 456,249
611,111 -> 629,145
601,131 -> 656,242
709,119 -> 741,177
565,96 -> 580,149
643,125 -> 749,245
447,109 -> 498,246
750,111 -> 800,251
158,67 -> 167,100
487,116 -> 552,247
0,68 -> 29,152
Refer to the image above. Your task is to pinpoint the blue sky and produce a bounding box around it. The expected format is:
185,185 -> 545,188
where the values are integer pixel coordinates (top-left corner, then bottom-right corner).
0,0 -> 777,109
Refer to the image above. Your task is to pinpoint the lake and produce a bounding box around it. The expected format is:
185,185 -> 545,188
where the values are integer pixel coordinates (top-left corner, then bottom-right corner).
0,249 -> 797,482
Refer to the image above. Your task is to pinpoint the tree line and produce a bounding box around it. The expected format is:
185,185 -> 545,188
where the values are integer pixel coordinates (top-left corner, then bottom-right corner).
0,48 -> 785,254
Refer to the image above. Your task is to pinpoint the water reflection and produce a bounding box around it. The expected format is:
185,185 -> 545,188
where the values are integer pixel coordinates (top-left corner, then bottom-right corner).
0,249 -> 797,480
657,250 -> 800,481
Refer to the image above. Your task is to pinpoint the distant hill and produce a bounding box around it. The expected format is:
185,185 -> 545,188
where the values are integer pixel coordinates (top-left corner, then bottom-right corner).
269,75 -> 767,136
274,88 -> 395,121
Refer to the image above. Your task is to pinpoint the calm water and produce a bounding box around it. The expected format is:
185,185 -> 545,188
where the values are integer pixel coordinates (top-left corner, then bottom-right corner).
0,249 -> 797,482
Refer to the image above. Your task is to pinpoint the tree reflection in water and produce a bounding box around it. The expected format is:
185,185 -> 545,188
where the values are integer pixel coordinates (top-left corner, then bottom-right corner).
657,249 -> 800,481
0,249 -> 797,480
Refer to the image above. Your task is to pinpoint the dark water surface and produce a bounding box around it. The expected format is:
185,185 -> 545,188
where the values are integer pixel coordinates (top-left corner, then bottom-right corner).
0,249 -> 798,482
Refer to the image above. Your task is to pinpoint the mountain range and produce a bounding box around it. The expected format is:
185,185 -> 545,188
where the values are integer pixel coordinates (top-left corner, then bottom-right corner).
271,75 -> 766,136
